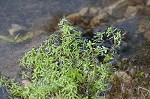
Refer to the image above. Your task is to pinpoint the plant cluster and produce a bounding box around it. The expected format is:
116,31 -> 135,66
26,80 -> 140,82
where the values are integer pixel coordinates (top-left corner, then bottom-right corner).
6,18 -> 124,99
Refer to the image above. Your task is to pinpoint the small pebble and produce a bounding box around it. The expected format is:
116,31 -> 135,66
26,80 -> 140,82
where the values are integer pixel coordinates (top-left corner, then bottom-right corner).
21,80 -> 31,88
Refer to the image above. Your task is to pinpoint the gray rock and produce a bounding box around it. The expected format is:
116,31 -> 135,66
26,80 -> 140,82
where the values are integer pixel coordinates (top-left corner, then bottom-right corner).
79,7 -> 89,16
142,6 -> 150,15
21,80 -> 31,88
128,0 -> 144,6
147,0 -> 150,6
104,0 -> 128,16
124,6 -> 139,19
98,10 -> 109,21
8,24 -> 26,36
89,7 -> 100,15
66,13 -> 81,21
90,16 -> 99,27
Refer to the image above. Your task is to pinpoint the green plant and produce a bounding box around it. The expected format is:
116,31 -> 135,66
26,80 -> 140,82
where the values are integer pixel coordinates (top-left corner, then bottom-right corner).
6,18 -> 123,99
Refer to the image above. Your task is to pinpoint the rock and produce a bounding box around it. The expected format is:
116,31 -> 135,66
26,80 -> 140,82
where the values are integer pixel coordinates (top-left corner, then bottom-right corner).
98,10 -> 109,21
79,7 -> 89,16
89,7 -> 100,15
90,16 -> 99,27
146,0 -> 150,6
124,6 -> 139,19
8,24 -> 26,36
104,0 -> 128,16
116,18 -> 126,23
90,9 -> 109,27
66,13 -> 81,21
90,10 -> 109,28
128,0 -> 145,6
142,7 -> 150,15
90,14 -> 108,27
21,80 -> 31,88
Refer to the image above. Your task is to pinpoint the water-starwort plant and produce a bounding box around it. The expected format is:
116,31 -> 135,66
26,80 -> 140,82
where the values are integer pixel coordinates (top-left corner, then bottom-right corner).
4,18 -> 124,99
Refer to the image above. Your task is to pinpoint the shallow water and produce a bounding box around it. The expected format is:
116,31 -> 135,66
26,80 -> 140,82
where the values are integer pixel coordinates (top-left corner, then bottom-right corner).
0,0 -> 117,33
